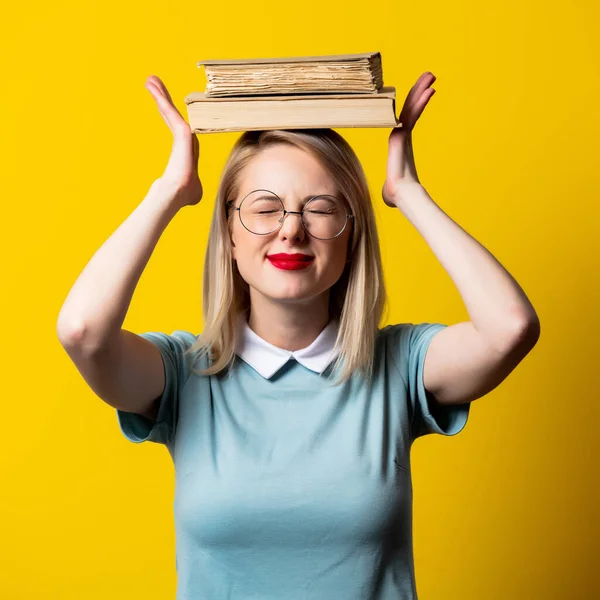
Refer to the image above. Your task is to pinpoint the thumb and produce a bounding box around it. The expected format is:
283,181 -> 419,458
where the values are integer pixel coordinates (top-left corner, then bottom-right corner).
386,127 -> 407,182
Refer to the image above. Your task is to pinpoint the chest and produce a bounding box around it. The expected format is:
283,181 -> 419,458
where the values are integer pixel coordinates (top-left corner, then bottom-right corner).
171,360 -> 413,549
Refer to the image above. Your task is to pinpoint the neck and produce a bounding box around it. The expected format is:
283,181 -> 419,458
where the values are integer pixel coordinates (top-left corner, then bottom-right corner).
246,291 -> 331,351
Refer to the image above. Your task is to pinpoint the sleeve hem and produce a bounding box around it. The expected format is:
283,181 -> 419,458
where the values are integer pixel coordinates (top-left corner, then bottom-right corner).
412,323 -> 472,439
116,409 -> 161,444
114,332 -> 175,445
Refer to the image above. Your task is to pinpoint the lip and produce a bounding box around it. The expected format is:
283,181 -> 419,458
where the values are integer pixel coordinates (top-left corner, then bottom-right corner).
266,253 -> 314,271
267,253 -> 314,261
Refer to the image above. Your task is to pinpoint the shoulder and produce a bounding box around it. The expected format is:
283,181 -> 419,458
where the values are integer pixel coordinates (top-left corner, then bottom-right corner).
377,322 -> 447,366
139,330 -> 199,350
138,330 -> 204,371
378,322 -> 446,344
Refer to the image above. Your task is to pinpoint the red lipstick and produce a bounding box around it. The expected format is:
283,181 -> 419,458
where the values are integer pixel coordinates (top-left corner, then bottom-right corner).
267,253 -> 314,271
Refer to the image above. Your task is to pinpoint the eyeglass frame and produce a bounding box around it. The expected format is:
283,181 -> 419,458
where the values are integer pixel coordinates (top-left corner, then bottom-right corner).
225,189 -> 355,240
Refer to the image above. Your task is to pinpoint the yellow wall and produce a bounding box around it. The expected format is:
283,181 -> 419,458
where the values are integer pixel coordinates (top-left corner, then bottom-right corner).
2,0 -> 599,598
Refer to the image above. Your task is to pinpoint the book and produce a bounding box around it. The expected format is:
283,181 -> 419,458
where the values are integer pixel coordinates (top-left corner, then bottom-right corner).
184,87 -> 401,133
197,52 -> 383,97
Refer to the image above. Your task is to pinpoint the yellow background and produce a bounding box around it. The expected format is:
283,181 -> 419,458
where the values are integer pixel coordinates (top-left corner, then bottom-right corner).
2,0 -> 599,598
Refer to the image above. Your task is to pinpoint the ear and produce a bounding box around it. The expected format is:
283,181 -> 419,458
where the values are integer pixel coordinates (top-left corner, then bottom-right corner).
230,232 -> 237,260
226,200 -> 237,258
228,215 -> 237,259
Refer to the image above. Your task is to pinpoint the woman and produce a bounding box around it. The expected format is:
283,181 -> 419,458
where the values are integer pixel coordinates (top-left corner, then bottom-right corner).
57,72 -> 540,599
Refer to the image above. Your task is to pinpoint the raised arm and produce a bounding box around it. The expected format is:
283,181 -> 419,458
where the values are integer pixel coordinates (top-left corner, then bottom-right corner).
383,72 -> 540,406
56,76 -> 202,420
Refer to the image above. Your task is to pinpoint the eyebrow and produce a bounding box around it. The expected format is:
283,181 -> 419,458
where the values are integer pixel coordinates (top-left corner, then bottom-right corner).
250,191 -> 338,200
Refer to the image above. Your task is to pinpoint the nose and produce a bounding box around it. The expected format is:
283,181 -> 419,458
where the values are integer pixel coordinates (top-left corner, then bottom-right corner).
278,210 -> 306,241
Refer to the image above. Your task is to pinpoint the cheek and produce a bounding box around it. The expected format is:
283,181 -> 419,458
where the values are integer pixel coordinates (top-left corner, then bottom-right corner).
321,241 -> 349,277
231,223 -> 254,257
232,229 -> 265,270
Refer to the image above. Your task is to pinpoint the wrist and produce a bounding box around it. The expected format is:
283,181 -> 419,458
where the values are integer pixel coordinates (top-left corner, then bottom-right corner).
152,176 -> 183,195
392,181 -> 429,211
146,179 -> 187,215
152,177 -> 191,205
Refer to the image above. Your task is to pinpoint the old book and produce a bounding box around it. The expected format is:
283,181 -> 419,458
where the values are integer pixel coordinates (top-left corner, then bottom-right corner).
184,87 -> 401,133
197,52 -> 383,97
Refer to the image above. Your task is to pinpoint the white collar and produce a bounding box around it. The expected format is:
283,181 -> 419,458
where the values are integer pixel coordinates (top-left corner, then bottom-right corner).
235,315 -> 340,379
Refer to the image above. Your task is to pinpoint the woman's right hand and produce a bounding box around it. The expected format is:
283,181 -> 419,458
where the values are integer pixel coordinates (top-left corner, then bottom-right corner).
145,75 -> 203,207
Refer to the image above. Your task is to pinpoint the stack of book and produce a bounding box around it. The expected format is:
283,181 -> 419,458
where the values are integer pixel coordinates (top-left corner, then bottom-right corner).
184,52 -> 402,133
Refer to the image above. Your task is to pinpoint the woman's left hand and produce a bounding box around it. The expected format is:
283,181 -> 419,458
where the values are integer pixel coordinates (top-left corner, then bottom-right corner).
382,71 -> 437,208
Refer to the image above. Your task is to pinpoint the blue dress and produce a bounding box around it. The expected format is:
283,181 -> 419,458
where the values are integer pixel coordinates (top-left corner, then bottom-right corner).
116,321 -> 470,599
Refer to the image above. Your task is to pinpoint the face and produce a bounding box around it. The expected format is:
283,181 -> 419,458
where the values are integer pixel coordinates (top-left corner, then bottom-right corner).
230,144 -> 353,309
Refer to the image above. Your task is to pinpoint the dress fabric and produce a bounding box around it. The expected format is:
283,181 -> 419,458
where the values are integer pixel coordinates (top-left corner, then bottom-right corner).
116,320 -> 470,599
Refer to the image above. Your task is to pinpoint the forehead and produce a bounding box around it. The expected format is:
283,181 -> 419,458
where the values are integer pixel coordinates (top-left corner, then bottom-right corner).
238,145 -> 338,198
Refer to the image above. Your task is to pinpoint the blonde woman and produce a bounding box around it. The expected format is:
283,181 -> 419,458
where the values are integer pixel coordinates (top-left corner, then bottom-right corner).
57,72 -> 540,599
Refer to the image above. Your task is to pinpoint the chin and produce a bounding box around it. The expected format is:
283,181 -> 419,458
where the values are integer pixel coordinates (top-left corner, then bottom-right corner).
268,287 -> 315,302
252,283 -> 324,304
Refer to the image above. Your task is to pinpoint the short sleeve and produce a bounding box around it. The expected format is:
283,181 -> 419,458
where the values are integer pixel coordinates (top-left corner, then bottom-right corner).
386,323 -> 471,441
116,330 -> 198,446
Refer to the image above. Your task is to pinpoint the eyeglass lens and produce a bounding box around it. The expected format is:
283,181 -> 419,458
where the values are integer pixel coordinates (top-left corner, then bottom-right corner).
238,191 -> 348,239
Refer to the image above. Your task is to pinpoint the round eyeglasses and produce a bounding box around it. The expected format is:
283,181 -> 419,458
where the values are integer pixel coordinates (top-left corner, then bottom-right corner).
226,189 -> 354,240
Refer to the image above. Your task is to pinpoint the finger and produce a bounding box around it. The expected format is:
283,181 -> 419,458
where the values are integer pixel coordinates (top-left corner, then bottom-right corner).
145,80 -> 169,112
400,84 -> 436,129
398,73 -> 434,127
145,80 -> 180,130
146,75 -> 183,121
404,72 -> 435,109
192,133 -> 200,162
411,88 -> 436,124
148,75 -> 175,105
386,128 -> 406,182
404,72 -> 436,116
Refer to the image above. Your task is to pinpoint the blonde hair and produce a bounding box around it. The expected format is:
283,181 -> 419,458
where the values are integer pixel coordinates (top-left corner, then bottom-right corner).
186,129 -> 388,385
